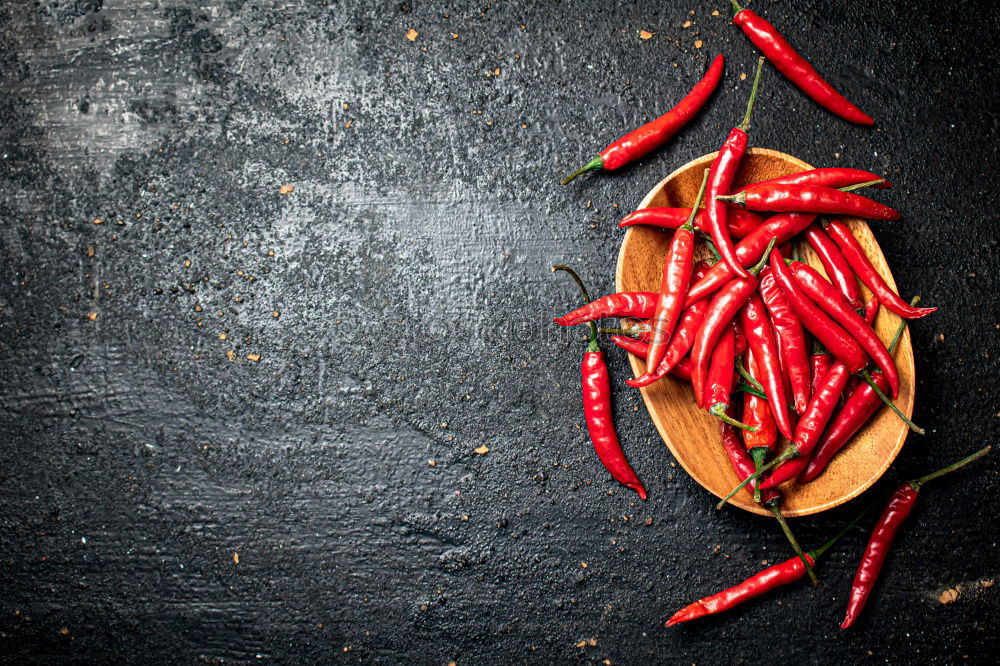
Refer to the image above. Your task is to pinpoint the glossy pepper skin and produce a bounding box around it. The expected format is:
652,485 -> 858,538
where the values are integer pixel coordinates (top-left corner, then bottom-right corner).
740,293 -> 794,439
759,269 -> 811,414
769,249 -> 866,373
788,260 -> 900,397
554,292 -> 656,326
618,207 -> 762,238
804,225 -> 863,310
562,54 -> 724,183
737,168 -> 890,193
810,348 -> 833,398
824,219 -> 938,319
719,184 -> 901,221
703,324 -> 736,412
741,349 -> 778,452
611,336 -> 692,381
691,276 -> 757,406
729,2 -> 873,125
721,418 -> 779,505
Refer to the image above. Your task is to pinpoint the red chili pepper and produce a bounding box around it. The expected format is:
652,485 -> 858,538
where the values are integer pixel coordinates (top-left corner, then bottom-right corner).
740,293 -> 793,439
667,515 -> 859,626
691,277 -> 757,411
824,219 -> 938,319
863,296 -> 880,324
554,292 -> 656,326
618,207 -> 762,238
733,320 -> 747,356
810,346 -> 833,399
741,349 -> 778,463
562,54 -> 725,184
702,324 -> 739,418
647,171 -> 710,371
611,336 -> 693,382
758,269 -> 811,414
555,266 -> 646,499
627,263 -> 712,388
841,447 -> 991,629
717,184 -> 901,221
704,56 -> 766,280
804,225 -> 863,310
685,212 -> 816,307
737,168 -> 891,193
788,260 -> 900,398
768,248 -> 866,372
728,1 -> 873,125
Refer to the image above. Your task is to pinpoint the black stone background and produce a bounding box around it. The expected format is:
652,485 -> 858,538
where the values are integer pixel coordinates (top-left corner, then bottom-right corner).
1,0 -> 998,663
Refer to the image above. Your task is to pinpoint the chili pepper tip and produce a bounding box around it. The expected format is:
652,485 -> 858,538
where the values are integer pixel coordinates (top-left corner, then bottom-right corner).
561,155 -> 604,185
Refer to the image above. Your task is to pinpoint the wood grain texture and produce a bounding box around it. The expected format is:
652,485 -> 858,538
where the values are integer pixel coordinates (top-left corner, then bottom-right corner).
615,148 -> 915,517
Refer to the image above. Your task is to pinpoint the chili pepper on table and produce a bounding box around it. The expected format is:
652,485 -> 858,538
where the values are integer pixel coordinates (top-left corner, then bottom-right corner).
703,56 -> 766,280
737,167 -> 891,193
618,207 -> 762,238
647,170 -> 710,371
758,268 -> 811,414
788,259 -> 900,398
728,1 -> 873,125
801,303 -> 912,484
841,446 -> 992,629
716,183 -> 900,220
554,266 -> 647,500
561,54 -> 724,184
740,292 -> 794,439
823,219 -> 938,319
804,225 -> 863,310
666,514 -> 860,626
554,291 -> 657,326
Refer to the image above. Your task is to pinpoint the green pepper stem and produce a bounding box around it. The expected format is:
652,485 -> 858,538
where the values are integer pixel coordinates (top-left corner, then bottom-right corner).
709,404 -> 757,432
839,179 -> 886,192
681,169 -> 711,231
911,446 -> 991,490
561,155 -> 604,185
887,297 -> 919,354
767,500 -> 819,586
737,57 -> 766,132
749,238 -> 777,275
811,511 -> 866,560
553,265 -> 599,352
751,447 -> 767,503
859,370 -> 924,435
736,359 -> 764,393
717,443 -> 799,509
715,192 -> 747,206
736,383 -> 767,399
730,0 -> 744,15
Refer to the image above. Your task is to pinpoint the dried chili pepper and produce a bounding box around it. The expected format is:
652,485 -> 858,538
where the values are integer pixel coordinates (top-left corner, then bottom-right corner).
737,167 -> 890,193
619,207 -> 762,238
703,56 -> 766,279
841,446 -> 991,629
554,266 -> 646,499
740,292 -> 793,439
728,1 -> 873,125
647,170 -> 710,371
562,54 -> 724,184
788,260 -> 900,398
759,268 -> 810,414
823,219 -> 937,319
554,292 -> 657,326
804,225 -> 863,310
716,183 -> 900,221
667,515 -> 860,626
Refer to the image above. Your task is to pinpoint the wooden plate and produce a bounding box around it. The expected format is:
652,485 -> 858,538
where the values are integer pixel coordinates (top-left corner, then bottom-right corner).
615,148 -> 915,517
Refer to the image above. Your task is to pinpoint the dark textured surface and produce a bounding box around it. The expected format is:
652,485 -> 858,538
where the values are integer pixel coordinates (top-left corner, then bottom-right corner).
1,1 -> 998,663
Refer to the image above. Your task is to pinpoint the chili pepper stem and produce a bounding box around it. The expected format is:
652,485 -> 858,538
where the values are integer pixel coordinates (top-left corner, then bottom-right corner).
811,512 -> 866,560
553,265 -> 600,352
717,444 -> 799,509
859,370 -> 924,434
767,501 -> 819,586
561,155 -> 604,185
751,447 -> 767,503
911,446 -> 991,490
710,404 -> 757,432
736,383 -> 767,399
680,170 -> 711,231
749,237 -> 777,275
736,359 -> 764,393
729,0 -> 744,16
737,57 -> 766,132
839,179 -> 886,192
715,192 -> 747,207
887,297 -> 920,354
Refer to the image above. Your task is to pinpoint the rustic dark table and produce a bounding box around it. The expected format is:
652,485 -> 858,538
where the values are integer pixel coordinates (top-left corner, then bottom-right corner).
1,1 -> 998,663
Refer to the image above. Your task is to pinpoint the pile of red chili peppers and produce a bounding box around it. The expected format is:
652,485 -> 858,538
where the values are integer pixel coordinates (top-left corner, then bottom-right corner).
551,3 -> 991,630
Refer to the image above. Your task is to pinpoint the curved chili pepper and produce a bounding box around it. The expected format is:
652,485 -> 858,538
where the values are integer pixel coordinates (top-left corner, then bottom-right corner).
768,249 -> 866,372
555,266 -> 647,500
740,293 -> 793,439
759,269 -> 810,414
759,362 -> 851,488
804,225 -> 863,310
685,213 -> 816,307
611,336 -> 693,382
618,207 -> 762,238
863,296 -> 880,324
554,292 -> 656,326
667,515 -> 860,626
737,168 -> 891,193
627,262 -> 712,388
788,260 -> 899,397
823,219 -> 937,319
562,54 -> 724,184
704,56 -> 765,279
647,170 -> 710,371
691,277 -> 757,408
842,447 -> 991,629
717,184 -> 901,221
729,1 -> 873,125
